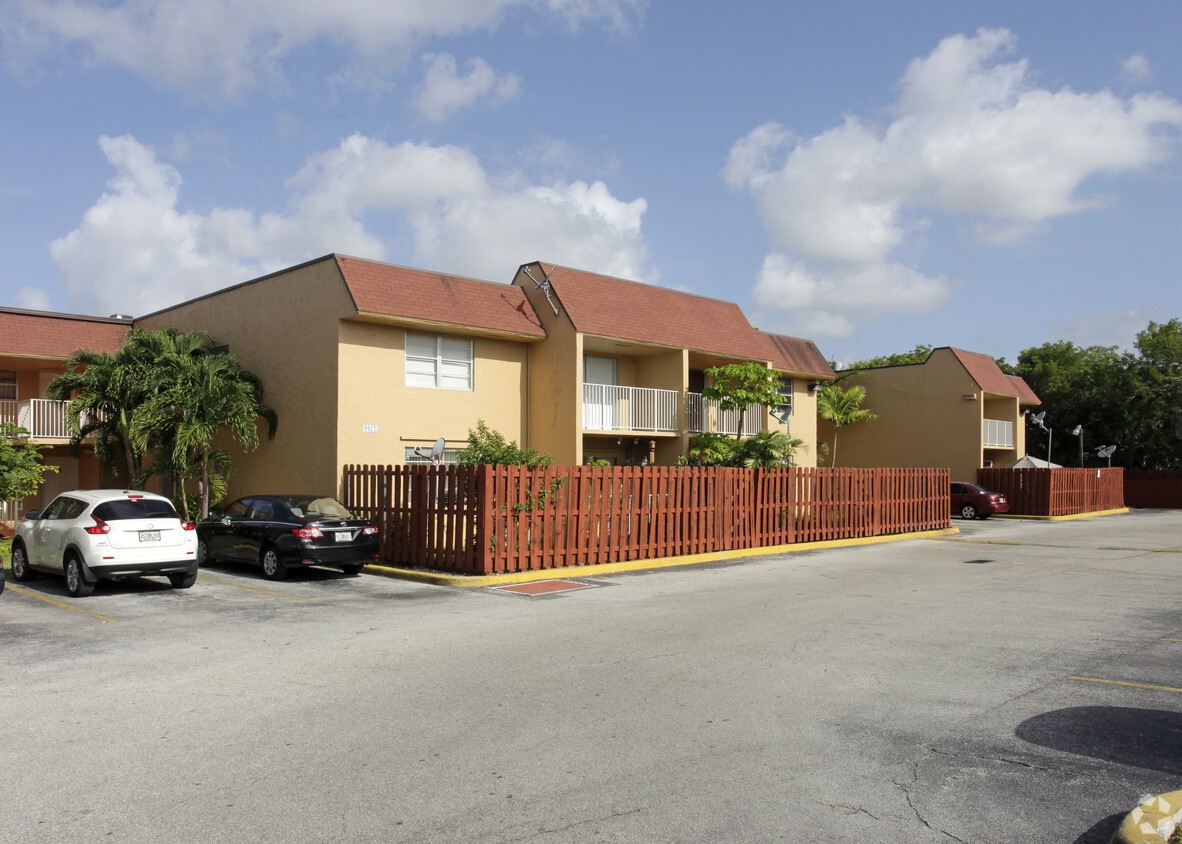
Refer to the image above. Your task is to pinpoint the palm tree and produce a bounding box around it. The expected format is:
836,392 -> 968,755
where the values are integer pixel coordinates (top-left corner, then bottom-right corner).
817,383 -> 877,467
132,351 -> 277,518
47,327 -> 218,483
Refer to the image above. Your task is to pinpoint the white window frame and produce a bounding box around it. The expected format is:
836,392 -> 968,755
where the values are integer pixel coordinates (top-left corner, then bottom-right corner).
406,332 -> 473,391
775,377 -> 793,418
0,369 -> 16,402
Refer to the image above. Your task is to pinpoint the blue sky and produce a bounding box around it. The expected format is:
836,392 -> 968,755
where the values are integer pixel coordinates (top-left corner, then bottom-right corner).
2,0 -> 1180,365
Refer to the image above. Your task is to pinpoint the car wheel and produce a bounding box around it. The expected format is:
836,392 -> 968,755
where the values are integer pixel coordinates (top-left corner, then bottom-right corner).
260,546 -> 287,580
197,537 -> 214,566
10,543 -> 36,582
341,563 -> 365,576
960,504 -> 979,520
169,571 -> 198,589
64,554 -> 95,597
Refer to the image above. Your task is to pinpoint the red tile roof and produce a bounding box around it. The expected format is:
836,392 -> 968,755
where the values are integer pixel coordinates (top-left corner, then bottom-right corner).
336,256 -> 545,338
535,263 -> 773,359
760,332 -> 836,380
0,309 -> 130,359
949,348 -> 1039,402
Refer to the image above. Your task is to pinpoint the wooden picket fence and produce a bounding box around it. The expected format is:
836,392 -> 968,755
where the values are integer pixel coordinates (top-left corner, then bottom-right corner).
342,464 -> 950,575
977,468 -> 1124,517
1124,470 -> 1182,509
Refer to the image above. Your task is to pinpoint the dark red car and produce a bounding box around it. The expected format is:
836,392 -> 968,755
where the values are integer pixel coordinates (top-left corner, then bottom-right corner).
950,482 -> 1010,520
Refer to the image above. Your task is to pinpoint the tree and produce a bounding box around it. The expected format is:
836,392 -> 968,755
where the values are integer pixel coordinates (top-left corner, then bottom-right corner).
687,429 -> 806,468
131,350 -> 278,519
46,327 -> 217,483
848,344 -> 933,369
817,383 -> 877,467
456,420 -> 553,467
0,423 -> 58,500
701,362 -> 784,439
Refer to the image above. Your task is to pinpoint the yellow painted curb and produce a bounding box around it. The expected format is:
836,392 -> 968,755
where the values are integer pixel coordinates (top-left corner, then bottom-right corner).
996,508 -> 1130,522
363,526 -> 961,588
1110,790 -> 1182,844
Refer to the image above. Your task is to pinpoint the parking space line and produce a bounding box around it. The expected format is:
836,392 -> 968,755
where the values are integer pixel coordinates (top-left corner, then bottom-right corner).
4,584 -> 119,623
196,573 -> 319,602
1068,676 -> 1182,694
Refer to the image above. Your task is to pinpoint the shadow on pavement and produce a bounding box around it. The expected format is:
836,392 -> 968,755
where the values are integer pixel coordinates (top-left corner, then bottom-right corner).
1071,812 -> 1125,844
1016,705 -> 1182,776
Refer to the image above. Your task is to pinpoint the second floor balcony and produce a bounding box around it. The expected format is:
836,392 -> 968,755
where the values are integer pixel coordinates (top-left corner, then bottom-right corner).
582,384 -> 679,433
983,418 -> 1014,448
687,393 -> 763,437
0,399 -> 92,440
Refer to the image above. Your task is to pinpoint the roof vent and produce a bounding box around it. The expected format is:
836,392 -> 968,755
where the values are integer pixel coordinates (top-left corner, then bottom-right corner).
109,313 -> 134,320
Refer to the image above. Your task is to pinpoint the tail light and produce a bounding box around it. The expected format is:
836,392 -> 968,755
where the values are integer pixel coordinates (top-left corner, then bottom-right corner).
181,522 -> 196,531
293,527 -> 324,539
84,515 -> 111,535
362,526 -> 378,536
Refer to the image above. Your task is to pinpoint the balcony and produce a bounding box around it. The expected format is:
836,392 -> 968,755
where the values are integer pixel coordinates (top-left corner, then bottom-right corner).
983,418 -> 1014,448
0,399 -> 88,440
687,393 -> 763,437
582,384 -> 678,433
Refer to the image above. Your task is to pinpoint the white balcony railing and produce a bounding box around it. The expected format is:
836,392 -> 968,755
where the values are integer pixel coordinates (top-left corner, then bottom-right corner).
687,393 -> 763,436
0,399 -> 88,440
983,418 -> 1014,448
583,384 -> 679,433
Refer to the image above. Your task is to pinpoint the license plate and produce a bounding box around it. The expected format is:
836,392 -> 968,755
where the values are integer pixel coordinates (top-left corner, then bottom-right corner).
139,530 -> 161,542
333,532 -> 351,543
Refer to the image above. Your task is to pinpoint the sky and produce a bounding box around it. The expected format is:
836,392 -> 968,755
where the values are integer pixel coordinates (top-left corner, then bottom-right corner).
1,0 -> 1180,366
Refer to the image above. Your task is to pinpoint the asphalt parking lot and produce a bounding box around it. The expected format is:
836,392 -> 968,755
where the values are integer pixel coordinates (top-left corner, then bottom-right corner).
2,510 -> 1180,843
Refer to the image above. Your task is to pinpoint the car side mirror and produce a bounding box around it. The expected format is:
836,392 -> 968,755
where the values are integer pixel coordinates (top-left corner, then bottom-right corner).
23,510 -> 40,521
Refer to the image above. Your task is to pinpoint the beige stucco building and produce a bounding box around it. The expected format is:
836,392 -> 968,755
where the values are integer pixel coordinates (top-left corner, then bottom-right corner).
135,254 -> 835,500
817,347 -> 1040,481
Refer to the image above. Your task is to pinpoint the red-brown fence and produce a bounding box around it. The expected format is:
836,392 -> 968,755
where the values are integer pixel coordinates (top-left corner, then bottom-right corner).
1124,470 -> 1182,509
977,468 -> 1124,517
342,464 -> 950,575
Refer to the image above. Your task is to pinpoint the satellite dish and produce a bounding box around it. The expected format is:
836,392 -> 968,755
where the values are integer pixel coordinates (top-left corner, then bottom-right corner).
413,437 -> 447,465
1097,445 -> 1116,458
1030,411 -> 1046,425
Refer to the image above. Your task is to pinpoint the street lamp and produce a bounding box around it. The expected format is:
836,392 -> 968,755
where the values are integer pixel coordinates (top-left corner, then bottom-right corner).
1072,425 -> 1083,467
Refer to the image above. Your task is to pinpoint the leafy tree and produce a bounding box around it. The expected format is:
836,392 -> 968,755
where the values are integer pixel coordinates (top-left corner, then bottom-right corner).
131,350 -> 278,519
701,361 -> 784,439
848,344 -> 933,369
817,383 -> 877,467
0,423 -> 58,500
46,327 -> 217,483
456,420 -> 553,467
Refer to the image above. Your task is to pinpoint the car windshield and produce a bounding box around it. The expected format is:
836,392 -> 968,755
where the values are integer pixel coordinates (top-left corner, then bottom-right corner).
282,497 -> 356,520
93,498 -> 181,521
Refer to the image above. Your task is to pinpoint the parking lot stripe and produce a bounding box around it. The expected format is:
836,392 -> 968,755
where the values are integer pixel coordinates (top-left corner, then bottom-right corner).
1068,676 -> 1182,694
196,574 -> 319,602
4,584 -> 118,623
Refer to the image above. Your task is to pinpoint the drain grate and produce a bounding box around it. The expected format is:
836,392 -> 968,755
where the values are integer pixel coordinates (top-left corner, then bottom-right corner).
494,580 -> 594,595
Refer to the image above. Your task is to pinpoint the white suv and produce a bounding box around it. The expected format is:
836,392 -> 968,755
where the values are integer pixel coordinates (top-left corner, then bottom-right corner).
10,489 -> 199,597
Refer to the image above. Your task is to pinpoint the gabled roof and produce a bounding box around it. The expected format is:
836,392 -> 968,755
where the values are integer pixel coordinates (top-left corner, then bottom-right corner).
532,262 -> 772,360
949,348 -> 1040,402
760,332 -> 836,380
337,255 -> 546,338
0,308 -> 130,359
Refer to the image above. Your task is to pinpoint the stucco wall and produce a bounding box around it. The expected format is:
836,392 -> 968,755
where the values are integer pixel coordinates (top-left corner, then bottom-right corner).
137,259 -> 350,498
336,320 -> 529,466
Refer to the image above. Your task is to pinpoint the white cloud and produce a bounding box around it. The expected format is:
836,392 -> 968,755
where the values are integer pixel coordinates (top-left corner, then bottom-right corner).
725,28 -> 1182,339
48,133 -> 652,315
1121,54 -> 1152,85
16,286 -> 52,311
413,53 -> 521,122
752,253 -> 953,340
1,0 -> 643,99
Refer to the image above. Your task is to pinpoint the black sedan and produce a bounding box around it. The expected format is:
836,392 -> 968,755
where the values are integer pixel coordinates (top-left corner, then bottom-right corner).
198,495 -> 379,580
